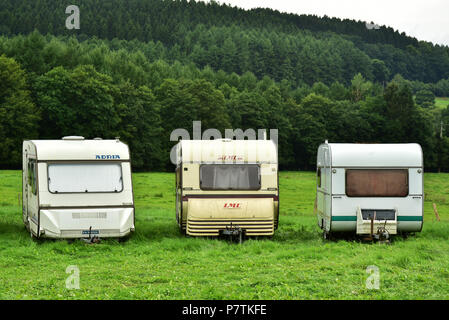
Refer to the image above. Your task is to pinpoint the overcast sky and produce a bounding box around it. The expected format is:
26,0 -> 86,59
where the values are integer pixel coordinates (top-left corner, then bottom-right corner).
206,0 -> 449,46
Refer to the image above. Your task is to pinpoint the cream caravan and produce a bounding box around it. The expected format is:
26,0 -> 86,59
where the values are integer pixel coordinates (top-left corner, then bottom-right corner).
22,136 -> 135,239
316,142 -> 423,239
174,139 -> 279,238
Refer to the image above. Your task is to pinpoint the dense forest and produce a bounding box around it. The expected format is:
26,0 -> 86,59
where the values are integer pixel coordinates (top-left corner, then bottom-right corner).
2,0 -> 449,85
0,0 -> 449,171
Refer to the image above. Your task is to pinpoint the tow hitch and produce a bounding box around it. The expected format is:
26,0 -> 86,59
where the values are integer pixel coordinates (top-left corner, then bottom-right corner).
373,221 -> 390,243
357,208 -> 396,243
219,223 -> 245,244
81,226 -> 101,244
363,216 -> 390,243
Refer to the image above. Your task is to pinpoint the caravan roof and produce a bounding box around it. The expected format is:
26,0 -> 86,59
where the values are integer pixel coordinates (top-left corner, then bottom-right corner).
177,139 -> 278,164
27,139 -> 130,161
324,143 -> 423,167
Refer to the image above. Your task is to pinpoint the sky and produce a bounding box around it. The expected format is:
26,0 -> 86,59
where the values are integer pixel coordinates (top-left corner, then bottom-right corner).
204,0 -> 449,46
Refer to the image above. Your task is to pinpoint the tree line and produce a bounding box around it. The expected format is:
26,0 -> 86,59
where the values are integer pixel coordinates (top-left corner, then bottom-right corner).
1,32 -> 448,171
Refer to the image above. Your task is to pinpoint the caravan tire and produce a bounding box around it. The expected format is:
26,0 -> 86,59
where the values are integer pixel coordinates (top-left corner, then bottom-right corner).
400,232 -> 410,239
24,221 -> 30,233
30,230 -> 39,241
179,226 -> 186,235
322,231 -> 332,241
118,235 -> 131,243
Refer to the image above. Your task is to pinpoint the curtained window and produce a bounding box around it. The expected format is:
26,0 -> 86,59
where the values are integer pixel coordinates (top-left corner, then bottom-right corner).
48,163 -> 123,193
346,169 -> 408,197
200,165 -> 260,190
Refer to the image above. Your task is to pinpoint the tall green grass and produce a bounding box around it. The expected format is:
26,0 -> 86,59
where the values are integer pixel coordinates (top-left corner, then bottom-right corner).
435,97 -> 449,109
0,170 -> 448,299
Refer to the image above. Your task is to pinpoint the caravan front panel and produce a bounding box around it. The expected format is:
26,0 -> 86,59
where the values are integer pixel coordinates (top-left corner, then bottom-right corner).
23,138 -> 135,239
175,139 -> 279,237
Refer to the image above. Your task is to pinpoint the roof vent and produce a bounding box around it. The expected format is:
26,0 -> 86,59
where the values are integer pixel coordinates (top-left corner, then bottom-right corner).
221,138 -> 232,142
62,136 -> 84,140
93,137 -> 103,140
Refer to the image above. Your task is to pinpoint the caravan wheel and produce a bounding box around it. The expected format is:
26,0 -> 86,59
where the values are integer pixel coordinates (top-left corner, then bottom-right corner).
117,236 -> 130,243
400,232 -> 410,239
24,220 -> 30,233
322,231 -> 332,240
30,230 -> 38,241
179,225 -> 186,235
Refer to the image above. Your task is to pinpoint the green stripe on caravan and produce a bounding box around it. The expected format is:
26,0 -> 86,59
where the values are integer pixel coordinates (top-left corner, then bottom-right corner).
331,216 -> 357,221
397,216 -> 423,221
331,216 -> 423,221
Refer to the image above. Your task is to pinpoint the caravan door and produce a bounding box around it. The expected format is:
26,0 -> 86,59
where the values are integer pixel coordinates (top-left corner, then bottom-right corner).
323,147 -> 331,232
22,153 -> 29,226
175,165 -> 183,229
26,157 -> 39,235
317,145 -> 331,232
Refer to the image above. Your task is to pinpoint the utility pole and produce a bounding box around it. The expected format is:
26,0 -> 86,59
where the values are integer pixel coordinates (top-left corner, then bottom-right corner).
438,121 -> 445,173
441,121 -> 445,139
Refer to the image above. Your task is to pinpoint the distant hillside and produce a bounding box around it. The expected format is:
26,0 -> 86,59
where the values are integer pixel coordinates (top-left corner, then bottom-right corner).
0,0 -> 424,47
0,0 -> 448,85
0,0 -> 449,86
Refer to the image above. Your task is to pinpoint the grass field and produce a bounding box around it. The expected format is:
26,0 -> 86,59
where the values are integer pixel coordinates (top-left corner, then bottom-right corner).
436,97 -> 449,109
0,170 -> 448,300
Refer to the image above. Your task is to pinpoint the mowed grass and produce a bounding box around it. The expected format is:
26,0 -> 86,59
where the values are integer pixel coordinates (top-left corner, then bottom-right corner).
436,97 -> 449,109
0,170 -> 449,300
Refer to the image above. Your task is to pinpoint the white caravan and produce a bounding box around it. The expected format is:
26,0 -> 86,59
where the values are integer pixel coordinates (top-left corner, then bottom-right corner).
316,142 -> 423,239
22,136 -> 135,239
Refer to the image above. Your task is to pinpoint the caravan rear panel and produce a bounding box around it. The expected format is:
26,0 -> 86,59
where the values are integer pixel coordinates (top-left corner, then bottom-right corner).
316,143 -> 423,237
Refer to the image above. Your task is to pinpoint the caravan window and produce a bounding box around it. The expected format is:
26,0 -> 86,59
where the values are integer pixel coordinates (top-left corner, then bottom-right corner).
346,169 -> 408,197
28,159 -> 37,195
317,168 -> 322,188
200,164 -> 260,190
48,163 -> 123,193
176,166 -> 181,189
